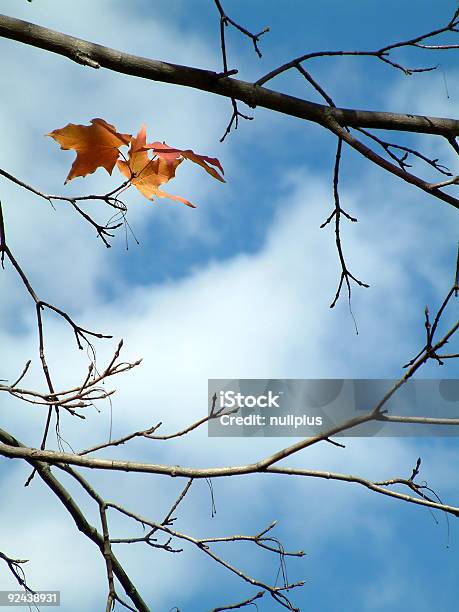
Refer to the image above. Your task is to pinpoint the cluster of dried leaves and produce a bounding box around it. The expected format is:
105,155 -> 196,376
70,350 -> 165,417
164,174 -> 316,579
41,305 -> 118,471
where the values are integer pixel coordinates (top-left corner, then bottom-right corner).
48,118 -> 225,207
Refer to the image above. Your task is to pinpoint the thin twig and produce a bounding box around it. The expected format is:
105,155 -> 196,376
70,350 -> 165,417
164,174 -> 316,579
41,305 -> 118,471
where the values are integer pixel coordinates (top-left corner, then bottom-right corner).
256,8 -> 459,86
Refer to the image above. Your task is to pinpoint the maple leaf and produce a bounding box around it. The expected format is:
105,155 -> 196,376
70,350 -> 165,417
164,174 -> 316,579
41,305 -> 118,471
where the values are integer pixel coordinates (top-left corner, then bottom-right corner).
47,118 -> 131,183
48,118 -> 224,207
146,141 -> 225,183
117,125 -> 196,207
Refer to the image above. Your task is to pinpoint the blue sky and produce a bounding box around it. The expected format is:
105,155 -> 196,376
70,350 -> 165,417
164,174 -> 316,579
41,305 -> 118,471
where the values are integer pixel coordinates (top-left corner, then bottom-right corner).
0,1 -> 458,610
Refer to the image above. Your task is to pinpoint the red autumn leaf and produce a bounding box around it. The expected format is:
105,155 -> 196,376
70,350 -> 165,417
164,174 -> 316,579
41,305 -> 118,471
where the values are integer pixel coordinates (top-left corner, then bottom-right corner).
117,125 -> 195,207
146,141 -> 225,183
47,118 -> 131,183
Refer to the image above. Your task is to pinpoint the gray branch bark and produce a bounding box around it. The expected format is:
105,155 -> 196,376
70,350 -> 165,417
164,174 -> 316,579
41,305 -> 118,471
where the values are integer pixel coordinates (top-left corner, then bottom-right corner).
1,13 -> 459,136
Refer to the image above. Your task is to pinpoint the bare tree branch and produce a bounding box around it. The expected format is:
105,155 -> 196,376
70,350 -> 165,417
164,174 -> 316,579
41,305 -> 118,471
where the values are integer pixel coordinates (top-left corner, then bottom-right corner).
0,14 -> 458,138
0,341 -> 141,411
256,8 -> 459,85
321,110 -> 459,210
0,168 -> 129,247
209,590 -> 264,612
0,428 -> 150,612
108,502 -> 304,610
0,551 -> 33,593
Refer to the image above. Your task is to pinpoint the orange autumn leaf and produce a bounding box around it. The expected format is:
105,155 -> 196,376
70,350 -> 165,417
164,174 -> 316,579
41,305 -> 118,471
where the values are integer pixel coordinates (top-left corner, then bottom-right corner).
48,117 -> 224,207
146,141 -> 225,183
47,118 -> 131,183
117,125 -> 196,207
